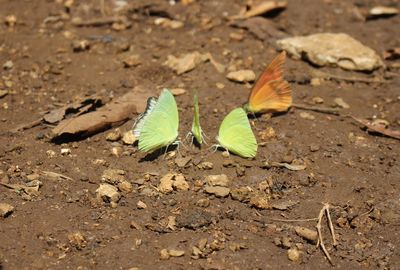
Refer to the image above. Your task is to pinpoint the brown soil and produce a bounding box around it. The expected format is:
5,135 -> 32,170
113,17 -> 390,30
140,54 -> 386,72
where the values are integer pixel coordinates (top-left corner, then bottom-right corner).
1,0 -> 399,269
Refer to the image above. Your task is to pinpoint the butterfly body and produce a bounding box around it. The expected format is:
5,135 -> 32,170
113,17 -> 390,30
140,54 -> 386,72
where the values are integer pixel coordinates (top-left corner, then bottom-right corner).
190,94 -> 205,145
217,107 -> 257,158
244,51 -> 292,114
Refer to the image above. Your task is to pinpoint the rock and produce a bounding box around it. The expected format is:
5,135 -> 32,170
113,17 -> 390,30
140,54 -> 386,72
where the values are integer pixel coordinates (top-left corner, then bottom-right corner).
334,97 -> 350,109
0,203 -> 14,217
195,198 -> 210,207
176,209 -> 213,229
60,148 -> 71,155
160,249 -> 170,260
96,183 -> 121,203
170,88 -> 186,96
102,169 -> 126,185
154,18 -> 184,29
68,232 -> 86,249
299,112 -> 315,120
122,131 -> 137,145
118,180 -> 133,193
175,156 -> 192,168
216,82 -> 225,89
3,60 -> 13,70
111,146 -> 123,157
4,14 -> 17,27
310,78 -> 321,86
122,54 -> 141,68
368,6 -> 399,19
168,249 -> 185,257
309,143 -> 320,152
173,174 -> 189,191
159,173 -> 174,194
258,127 -> 276,141
287,248 -> 301,262
249,195 -> 270,209
197,161 -> 213,170
205,174 -> 230,187
204,186 -> 230,197
226,70 -> 256,83
137,200 -> 147,209
294,226 -> 318,244
106,129 -> 122,141
164,52 -> 209,75
0,90 -> 8,98
231,186 -> 253,202
277,33 -> 383,71
312,96 -> 324,104
71,39 -> 90,52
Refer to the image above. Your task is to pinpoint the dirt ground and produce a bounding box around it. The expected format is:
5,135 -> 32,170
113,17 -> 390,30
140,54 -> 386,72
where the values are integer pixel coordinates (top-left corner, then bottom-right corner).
1,0 -> 400,269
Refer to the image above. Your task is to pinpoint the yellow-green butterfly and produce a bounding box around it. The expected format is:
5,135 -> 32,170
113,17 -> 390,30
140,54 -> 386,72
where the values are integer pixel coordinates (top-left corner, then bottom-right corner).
216,107 -> 258,158
133,89 -> 179,153
190,94 -> 205,145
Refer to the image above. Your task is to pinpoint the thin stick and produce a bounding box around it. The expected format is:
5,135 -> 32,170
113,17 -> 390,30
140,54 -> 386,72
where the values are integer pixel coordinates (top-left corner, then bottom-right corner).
325,205 -> 337,246
292,103 -> 341,115
316,204 -> 333,265
311,70 -> 388,84
271,217 -> 318,222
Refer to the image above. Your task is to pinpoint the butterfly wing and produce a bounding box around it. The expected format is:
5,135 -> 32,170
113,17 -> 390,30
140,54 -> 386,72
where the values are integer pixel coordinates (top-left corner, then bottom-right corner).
133,97 -> 157,137
191,94 -> 203,144
248,80 -> 292,113
217,108 -> 257,158
138,89 -> 179,152
251,51 -> 286,96
245,51 -> 292,113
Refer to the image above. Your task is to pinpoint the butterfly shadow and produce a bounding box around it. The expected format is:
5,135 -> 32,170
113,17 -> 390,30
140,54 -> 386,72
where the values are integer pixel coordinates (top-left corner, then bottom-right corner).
138,144 -> 179,162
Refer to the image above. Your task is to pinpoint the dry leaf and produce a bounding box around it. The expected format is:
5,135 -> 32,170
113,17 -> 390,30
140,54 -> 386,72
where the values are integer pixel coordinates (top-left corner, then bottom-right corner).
234,1 -> 288,19
352,116 -> 400,140
52,86 -> 152,140
230,17 -> 287,40
43,97 -> 103,124
164,52 -> 209,75
269,162 -> 306,171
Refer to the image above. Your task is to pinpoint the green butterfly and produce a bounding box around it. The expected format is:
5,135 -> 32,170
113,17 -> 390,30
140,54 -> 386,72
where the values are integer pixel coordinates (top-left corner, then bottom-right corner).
133,89 -> 179,153
190,94 -> 206,145
216,107 -> 258,158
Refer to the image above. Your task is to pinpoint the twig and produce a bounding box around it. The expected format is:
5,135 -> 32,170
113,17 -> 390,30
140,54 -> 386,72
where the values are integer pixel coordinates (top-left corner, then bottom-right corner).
271,217 -> 318,222
311,70 -> 388,84
316,203 -> 336,265
10,118 -> 43,133
292,103 -> 341,115
72,16 -> 125,27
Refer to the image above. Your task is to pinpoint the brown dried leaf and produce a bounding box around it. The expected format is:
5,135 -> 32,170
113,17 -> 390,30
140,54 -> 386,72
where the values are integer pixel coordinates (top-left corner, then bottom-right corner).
239,1 -> 288,19
43,97 -> 103,124
164,52 -> 209,75
352,116 -> 400,140
52,86 -> 152,139
230,17 -> 287,40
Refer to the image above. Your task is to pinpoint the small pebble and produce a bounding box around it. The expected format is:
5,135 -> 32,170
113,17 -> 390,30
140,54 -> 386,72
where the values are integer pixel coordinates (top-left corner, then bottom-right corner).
287,248 -> 301,262
226,70 -> 256,83
299,112 -> 315,120
0,203 -> 14,217
137,200 -> 147,209
170,88 -> 186,96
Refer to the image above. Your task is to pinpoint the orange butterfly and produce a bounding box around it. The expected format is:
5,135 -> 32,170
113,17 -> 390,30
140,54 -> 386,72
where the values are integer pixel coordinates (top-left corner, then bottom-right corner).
243,51 -> 292,114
